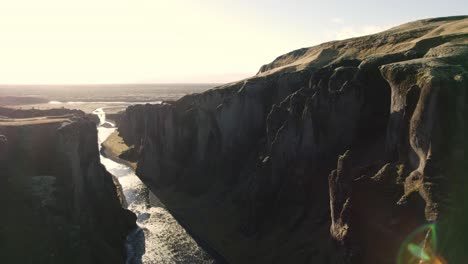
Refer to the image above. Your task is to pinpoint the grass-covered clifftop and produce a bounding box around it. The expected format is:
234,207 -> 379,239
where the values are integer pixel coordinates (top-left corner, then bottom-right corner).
118,16 -> 468,263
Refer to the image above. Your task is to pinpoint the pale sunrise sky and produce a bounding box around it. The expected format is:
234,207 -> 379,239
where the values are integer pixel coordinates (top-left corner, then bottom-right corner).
0,0 -> 466,84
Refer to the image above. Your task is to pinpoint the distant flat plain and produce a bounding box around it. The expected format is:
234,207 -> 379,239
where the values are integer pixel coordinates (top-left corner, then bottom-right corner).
0,84 -> 216,113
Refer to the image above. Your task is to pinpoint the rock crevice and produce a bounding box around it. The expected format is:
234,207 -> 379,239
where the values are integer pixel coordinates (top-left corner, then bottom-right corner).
118,16 -> 468,263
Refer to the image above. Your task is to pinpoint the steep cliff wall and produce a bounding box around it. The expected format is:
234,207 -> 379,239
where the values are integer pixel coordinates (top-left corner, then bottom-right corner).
0,112 -> 136,264
118,16 -> 468,263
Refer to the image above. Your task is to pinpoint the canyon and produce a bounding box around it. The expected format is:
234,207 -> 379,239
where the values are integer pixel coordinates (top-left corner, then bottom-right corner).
1,15 -> 467,264
116,16 -> 468,263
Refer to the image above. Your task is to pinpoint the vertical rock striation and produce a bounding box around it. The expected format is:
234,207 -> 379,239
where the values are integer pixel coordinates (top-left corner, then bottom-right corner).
0,110 -> 136,264
118,16 -> 468,263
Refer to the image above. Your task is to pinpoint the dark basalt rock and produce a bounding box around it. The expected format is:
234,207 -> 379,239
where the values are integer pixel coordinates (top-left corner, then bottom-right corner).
106,111 -> 125,126
118,16 -> 468,263
0,111 -> 136,264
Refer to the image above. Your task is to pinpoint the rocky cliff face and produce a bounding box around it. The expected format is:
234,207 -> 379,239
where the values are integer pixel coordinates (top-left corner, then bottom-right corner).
0,110 -> 136,264
118,16 -> 468,263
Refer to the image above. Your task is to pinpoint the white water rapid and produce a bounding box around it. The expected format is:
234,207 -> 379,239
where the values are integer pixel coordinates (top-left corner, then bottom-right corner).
92,107 -> 213,264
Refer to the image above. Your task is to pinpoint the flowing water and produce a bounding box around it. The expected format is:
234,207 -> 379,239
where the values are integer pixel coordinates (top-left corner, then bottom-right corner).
93,107 -> 213,264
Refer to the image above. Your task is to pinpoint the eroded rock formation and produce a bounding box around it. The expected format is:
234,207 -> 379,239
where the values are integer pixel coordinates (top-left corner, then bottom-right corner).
118,16 -> 468,263
0,109 -> 136,264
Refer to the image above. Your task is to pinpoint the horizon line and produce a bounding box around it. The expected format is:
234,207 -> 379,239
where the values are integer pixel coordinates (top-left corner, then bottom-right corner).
0,82 -> 225,86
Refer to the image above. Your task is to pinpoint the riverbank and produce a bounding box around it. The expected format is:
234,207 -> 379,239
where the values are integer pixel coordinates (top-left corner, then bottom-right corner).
101,131 -> 137,170
101,128 -> 227,263
96,108 -> 215,263
114,16 -> 468,263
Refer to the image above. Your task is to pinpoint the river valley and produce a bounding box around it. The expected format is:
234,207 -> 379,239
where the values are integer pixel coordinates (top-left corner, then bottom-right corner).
93,107 -> 213,264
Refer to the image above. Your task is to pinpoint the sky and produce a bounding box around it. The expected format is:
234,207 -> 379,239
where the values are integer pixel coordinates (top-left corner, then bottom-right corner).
0,0 -> 466,84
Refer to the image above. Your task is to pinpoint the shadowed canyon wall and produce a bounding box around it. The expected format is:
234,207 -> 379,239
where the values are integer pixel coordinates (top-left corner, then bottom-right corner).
118,16 -> 468,263
0,110 -> 136,264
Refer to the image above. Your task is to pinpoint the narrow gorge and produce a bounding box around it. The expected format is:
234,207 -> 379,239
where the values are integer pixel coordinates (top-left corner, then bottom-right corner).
116,16 -> 468,263
1,15 -> 467,264
94,107 -> 214,263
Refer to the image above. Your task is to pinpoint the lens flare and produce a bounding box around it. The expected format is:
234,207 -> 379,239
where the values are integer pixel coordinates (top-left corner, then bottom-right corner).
397,223 -> 446,264
407,243 -> 430,261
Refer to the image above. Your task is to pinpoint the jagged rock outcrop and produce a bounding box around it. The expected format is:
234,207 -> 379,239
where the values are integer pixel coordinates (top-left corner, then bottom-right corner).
0,110 -> 136,264
105,111 -> 125,126
118,16 -> 468,263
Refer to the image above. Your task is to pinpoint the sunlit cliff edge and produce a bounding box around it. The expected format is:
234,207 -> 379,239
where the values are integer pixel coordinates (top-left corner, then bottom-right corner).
116,16 -> 468,263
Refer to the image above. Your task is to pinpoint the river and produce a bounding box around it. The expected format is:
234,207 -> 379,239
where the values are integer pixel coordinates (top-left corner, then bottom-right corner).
93,107 -> 213,264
